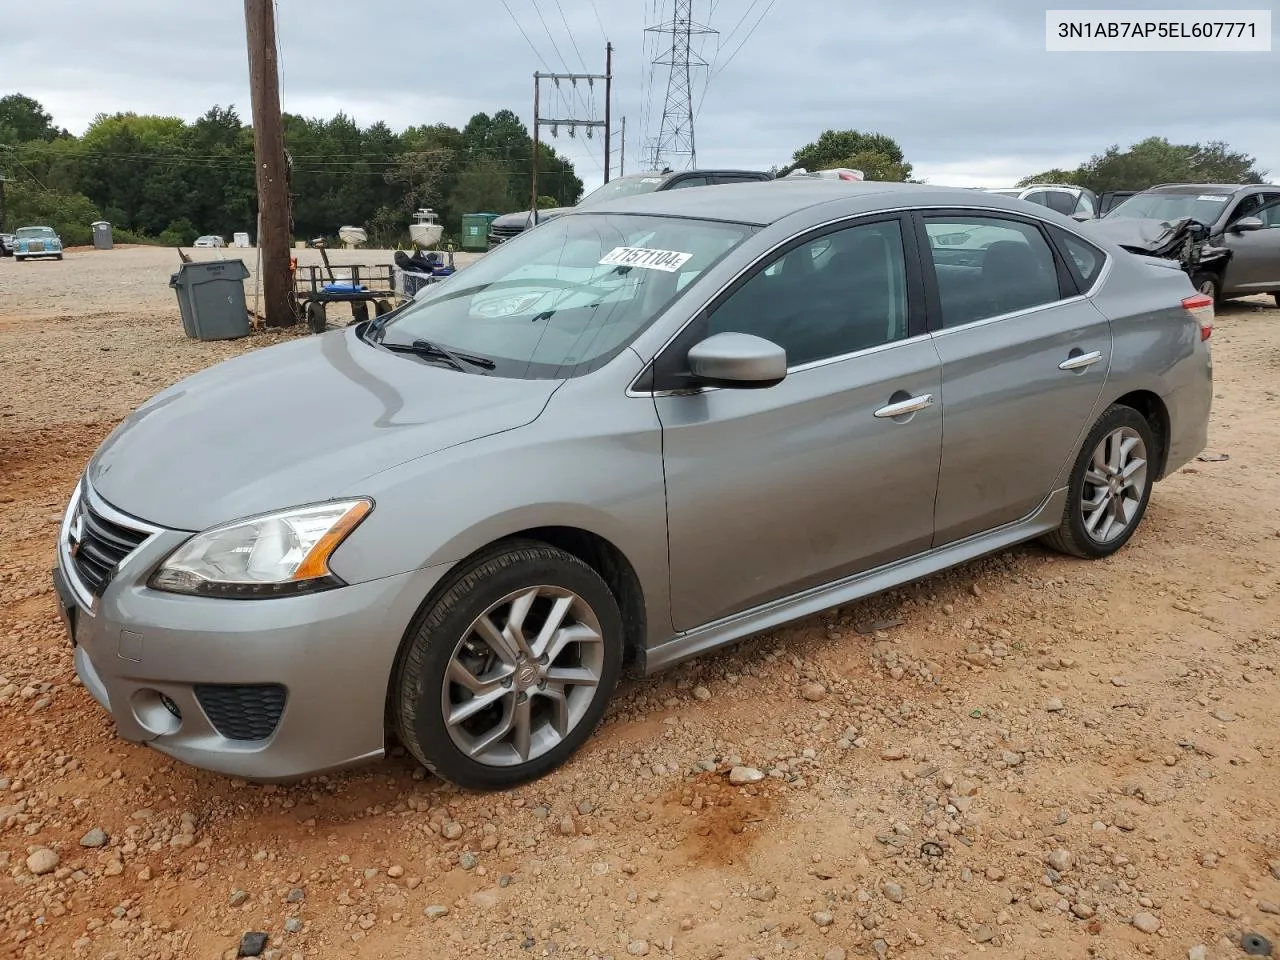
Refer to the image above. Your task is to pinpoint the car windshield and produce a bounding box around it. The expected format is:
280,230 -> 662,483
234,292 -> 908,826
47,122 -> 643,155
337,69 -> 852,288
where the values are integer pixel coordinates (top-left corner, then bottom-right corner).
16,227 -> 56,238
575,174 -> 668,208
1105,191 -> 1232,223
368,212 -> 755,378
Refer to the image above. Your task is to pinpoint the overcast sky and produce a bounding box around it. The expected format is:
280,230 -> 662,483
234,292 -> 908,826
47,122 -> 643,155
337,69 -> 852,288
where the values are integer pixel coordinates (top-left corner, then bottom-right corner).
3,0 -> 1277,191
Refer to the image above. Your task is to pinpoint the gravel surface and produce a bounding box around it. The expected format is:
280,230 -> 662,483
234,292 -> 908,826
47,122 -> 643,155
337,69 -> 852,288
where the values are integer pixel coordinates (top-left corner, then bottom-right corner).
2,246 -> 1280,959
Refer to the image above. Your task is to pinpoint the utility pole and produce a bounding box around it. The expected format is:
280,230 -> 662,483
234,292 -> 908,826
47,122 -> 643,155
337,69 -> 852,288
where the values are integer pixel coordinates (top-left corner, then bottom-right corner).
243,0 -> 294,327
603,42 -> 613,183
531,75 -> 540,226
646,0 -> 716,170
619,117 -> 626,176
0,168 -> 8,234
530,64 -> 609,224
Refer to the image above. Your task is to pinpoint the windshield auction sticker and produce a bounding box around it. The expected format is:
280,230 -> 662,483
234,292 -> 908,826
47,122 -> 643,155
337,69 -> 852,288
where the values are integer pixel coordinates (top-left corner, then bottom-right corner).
599,246 -> 693,272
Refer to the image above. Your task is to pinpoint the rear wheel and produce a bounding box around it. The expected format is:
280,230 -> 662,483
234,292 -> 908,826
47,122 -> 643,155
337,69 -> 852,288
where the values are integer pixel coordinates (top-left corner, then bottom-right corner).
351,301 -> 370,325
392,540 -> 623,790
1041,404 -> 1157,559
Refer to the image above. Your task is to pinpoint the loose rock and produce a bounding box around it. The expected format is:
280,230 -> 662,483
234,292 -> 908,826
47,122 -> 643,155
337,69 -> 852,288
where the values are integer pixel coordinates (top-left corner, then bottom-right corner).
626,941 -> 650,956
1132,911 -> 1161,934
1047,848 -> 1072,872
26,848 -> 59,875
881,881 -> 904,903
79,827 -> 108,848
424,905 -> 449,919
729,766 -> 765,785
812,911 -> 834,927
801,682 -> 827,702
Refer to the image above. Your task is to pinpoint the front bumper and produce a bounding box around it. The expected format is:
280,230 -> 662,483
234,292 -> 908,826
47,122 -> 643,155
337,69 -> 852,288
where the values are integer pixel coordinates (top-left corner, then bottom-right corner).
53,483 -> 449,781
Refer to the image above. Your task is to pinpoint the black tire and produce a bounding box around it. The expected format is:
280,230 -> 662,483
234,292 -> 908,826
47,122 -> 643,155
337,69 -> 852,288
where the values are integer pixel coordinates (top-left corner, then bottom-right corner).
1042,404 -> 1158,559
304,301 -> 326,334
1190,271 -> 1220,302
351,301 -> 370,325
392,540 -> 623,790
374,298 -> 392,317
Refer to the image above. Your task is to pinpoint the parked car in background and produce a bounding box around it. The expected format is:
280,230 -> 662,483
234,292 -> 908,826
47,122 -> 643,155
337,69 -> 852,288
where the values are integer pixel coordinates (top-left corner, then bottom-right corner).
0,233 -> 16,257
784,167 -> 865,181
1097,190 -> 1140,216
13,225 -> 63,261
487,168 -> 775,248
193,235 -> 225,248
54,180 -> 1212,790
985,183 -> 1099,220
1083,182 -> 1280,303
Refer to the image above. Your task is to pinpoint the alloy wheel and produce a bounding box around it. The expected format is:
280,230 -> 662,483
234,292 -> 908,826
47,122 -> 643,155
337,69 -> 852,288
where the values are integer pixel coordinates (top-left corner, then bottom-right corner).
441,585 -> 605,767
1079,426 -> 1148,544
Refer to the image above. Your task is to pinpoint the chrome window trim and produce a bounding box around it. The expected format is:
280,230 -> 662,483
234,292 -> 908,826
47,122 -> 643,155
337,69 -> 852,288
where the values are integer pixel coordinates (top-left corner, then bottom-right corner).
59,477 -> 166,615
626,203 -> 1113,397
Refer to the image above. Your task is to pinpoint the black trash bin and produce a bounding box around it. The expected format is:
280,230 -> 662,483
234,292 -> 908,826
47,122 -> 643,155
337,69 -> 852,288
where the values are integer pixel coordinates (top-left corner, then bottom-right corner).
169,260 -> 252,340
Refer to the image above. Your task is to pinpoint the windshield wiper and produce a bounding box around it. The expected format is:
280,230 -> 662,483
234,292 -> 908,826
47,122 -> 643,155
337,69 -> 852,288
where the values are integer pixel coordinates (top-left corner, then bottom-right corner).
380,338 -> 496,371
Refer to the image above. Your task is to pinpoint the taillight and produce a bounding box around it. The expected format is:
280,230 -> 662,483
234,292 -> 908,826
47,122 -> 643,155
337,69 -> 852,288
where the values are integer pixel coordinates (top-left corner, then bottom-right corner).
1182,292 -> 1214,341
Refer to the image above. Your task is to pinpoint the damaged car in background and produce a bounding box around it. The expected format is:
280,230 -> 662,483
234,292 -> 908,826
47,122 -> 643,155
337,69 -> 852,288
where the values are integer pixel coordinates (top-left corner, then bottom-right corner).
1081,182 -> 1280,304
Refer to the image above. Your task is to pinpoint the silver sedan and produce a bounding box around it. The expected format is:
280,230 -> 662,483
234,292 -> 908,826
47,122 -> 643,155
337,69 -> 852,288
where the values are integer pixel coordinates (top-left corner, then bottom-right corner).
53,181 -> 1212,789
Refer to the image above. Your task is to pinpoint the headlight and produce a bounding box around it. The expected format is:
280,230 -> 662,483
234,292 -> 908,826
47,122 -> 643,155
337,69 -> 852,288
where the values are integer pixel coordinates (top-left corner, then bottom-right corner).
149,499 -> 372,598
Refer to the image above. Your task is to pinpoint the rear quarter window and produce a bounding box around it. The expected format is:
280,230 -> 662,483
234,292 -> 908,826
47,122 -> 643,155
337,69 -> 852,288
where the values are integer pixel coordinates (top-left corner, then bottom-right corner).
1048,226 -> 1106,291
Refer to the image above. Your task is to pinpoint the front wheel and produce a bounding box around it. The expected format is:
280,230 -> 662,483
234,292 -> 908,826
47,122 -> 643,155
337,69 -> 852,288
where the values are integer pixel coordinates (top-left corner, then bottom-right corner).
1191,271 -> 1220,302
392,540 -> 623,789
1041,404 -> 1157,559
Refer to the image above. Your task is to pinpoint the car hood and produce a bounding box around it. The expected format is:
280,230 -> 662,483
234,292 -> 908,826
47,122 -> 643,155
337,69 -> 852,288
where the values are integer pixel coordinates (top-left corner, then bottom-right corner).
1081,216 -> 1206,256
491,208 -> 574,229
87,327 -> 561,530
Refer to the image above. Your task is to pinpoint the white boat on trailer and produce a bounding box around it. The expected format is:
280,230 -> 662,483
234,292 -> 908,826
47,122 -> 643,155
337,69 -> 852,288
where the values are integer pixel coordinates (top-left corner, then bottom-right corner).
409,208 -> 443,249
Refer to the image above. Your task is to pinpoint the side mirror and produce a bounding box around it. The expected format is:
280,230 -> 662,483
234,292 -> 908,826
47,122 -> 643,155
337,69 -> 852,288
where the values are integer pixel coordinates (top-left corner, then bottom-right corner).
1231,216 -> 1265,232
1069,211 -> 1094,222
686,332 -> 786,389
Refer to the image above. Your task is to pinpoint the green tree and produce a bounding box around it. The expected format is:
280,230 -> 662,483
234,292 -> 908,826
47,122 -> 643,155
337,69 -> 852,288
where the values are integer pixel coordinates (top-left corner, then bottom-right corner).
1018,137 -> 1266,192
0,93 -> 59,143
783,129 -> 914,181
451,164 -> 513,215
4,180 -> 100,244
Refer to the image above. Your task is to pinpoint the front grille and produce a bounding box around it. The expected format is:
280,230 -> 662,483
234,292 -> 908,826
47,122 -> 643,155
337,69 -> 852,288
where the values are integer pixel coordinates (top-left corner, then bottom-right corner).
28,240 -> 45,252
71,497 -> 149,597
195,684 -> 287,741
488,224 -> 524,245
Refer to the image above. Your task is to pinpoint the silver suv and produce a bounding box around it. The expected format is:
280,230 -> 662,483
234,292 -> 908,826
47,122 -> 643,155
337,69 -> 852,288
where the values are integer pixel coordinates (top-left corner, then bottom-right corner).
54,181 -> 1212,789
986,183 -> 1099,220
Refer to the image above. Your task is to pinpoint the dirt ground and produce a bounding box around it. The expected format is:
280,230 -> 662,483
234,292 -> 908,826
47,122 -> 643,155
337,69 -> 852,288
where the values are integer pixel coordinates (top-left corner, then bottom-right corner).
1,245 -> 1279,960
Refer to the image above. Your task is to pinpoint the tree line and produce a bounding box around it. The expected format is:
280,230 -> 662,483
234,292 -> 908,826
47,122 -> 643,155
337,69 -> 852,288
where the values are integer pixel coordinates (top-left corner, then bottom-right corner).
0,93 -> 583,247
2,89 -> 1269,248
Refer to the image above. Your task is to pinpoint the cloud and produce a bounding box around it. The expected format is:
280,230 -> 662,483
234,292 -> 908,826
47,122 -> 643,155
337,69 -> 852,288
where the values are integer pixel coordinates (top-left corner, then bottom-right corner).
2,0 -> 1276,191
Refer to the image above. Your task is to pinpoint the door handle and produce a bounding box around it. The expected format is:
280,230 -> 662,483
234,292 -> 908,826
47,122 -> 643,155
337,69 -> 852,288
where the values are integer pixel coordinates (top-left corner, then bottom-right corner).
1058,349 -> 1103,371
874,393 -> 934,419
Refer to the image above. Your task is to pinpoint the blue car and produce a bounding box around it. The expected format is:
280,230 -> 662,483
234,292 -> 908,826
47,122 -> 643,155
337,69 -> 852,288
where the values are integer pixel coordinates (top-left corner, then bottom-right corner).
14,225 -> 63,261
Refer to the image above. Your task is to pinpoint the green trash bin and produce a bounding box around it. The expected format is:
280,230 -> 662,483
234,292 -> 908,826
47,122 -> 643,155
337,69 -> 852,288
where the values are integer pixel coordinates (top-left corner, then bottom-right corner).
168,259 -> 252,340
460,212 -> 500,252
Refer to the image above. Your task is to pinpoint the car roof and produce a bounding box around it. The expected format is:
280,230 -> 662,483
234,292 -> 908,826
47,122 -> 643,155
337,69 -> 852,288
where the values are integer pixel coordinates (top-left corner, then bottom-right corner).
577,179 -> 1046,226
1146,183 -> 1256,194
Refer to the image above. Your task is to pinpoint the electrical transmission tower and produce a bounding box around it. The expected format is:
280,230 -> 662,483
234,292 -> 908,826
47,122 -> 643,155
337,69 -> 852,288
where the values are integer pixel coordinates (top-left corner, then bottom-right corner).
645,0 -> 716,171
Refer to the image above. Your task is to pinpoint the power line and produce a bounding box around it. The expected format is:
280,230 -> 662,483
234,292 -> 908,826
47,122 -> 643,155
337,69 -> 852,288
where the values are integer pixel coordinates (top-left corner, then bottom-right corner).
501,0 -> 552,71
708,0 -> 775,81
554,0 -> 589,71
531,0 -> 572,73
695,0 -> 775,123
588,0 -> 608,41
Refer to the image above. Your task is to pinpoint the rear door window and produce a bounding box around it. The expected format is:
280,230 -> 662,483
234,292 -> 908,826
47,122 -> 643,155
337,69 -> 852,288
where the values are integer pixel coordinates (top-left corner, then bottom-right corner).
923,216 -> 1065,328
